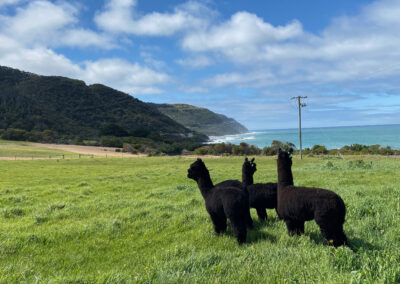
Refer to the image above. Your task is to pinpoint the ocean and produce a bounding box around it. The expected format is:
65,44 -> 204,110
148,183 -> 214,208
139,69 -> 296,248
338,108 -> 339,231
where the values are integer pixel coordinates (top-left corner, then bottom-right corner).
209,124 -> 400,150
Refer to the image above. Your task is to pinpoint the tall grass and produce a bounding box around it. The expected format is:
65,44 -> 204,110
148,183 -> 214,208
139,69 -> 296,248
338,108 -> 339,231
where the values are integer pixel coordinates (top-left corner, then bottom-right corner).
0,156 -> 399,283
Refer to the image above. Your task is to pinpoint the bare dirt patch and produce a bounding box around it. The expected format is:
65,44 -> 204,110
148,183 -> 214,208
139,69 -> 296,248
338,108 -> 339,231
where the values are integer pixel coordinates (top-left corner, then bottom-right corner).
32,143 -> 146,157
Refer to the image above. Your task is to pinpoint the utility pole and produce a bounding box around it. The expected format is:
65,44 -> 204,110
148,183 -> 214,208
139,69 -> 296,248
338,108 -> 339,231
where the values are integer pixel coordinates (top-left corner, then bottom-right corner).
291,96 -> 307,159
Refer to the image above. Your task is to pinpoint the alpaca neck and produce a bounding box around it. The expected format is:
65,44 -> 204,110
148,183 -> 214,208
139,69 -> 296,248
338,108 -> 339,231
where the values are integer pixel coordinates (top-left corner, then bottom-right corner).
196,172 -> 214,199
277,160 -> 294,191
242,171 -> 254,186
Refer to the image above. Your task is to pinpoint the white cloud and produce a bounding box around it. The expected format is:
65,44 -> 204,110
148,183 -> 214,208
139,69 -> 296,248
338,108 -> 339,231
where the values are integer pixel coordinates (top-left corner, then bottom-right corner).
0,0 -> 116,49
0,1 -> 76,45
61,29 -> 116,49
140,51 -> 167,70
205,70 -> 275,88
183,12 -> 303,52
95,0 -> 214,36
177,55 -> 213,68
82,59 -> 170,94
181,11 -> 304,64
0,38 -> 82,78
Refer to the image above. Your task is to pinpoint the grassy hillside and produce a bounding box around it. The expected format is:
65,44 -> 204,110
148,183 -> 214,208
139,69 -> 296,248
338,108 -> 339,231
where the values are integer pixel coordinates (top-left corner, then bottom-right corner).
0,156 -> 399,282
151,103 -> 248,136
0,66 -> 206,143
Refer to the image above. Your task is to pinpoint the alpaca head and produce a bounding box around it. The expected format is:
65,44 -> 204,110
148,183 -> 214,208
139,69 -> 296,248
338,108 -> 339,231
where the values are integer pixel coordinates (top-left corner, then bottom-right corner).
187,158 -> 208,181
243,157 -> 257,176
277,148 -> 294,186
277,148 -> 293,167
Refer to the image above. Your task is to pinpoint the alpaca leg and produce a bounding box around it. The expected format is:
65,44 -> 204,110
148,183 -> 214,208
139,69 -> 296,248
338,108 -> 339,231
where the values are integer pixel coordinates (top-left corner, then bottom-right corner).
331,225 -> 347,247
285,219 -> 299,236
319,225 -> 336,246
296,221 -> 305,235
285,219 -> 303,236
209,213 -> 227,234
246,209 -> 254,229
256,207 -> 267,222
230,216 -> 247,244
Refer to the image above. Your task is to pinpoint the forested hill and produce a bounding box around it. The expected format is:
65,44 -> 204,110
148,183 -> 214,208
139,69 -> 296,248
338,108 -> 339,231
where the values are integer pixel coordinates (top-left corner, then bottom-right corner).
150,103 -> 249,136
0,66 -> 207,143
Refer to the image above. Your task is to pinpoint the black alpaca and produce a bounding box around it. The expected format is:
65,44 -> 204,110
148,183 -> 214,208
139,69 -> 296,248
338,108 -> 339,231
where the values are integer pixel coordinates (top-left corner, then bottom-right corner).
214,161 -> 254,228
277,149 -> 347,247
187,159 -> 248,244
242,158 -> 278,222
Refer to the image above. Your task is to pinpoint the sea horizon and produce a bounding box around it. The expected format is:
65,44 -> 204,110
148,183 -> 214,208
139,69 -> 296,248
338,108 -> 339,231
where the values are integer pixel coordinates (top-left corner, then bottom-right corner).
209,124 -> 400,150
250,123 -> 400,132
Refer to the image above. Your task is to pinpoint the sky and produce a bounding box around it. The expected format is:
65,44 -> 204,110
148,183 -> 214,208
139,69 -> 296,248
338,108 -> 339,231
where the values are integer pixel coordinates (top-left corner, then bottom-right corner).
1,0 -> 400,130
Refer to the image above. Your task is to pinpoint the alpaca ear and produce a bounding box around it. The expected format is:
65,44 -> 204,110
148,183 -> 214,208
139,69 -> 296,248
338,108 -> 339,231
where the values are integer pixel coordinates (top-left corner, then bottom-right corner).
251,158 -> 255,163
245,157 -> 248,162
197,158 -> 202,162
278,148 -> 282,154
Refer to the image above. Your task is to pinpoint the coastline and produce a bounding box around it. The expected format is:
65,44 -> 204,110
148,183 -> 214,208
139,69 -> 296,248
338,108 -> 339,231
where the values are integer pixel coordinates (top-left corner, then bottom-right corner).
206,124 -> 400,150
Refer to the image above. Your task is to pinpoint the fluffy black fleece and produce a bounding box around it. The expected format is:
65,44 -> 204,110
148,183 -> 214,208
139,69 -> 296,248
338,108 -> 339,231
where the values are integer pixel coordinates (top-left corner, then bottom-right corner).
187,159 -> 248,244
242,158 -> 278,222
214,160 -> 254,228
277,149 -> 347,247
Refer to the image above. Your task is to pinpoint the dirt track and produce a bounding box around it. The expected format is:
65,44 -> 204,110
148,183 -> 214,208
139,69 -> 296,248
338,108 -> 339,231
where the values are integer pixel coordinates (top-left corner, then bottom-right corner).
32,143 -> 146,158
32,143 -> 147,157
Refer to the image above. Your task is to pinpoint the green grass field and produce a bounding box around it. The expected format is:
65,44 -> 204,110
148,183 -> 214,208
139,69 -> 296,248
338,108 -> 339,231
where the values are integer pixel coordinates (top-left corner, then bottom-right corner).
0,156 -> 399,283
0,140 -> 72,157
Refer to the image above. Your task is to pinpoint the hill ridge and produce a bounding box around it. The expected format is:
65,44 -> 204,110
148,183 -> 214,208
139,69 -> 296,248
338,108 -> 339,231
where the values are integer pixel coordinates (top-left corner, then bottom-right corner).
150,103 -> 248,136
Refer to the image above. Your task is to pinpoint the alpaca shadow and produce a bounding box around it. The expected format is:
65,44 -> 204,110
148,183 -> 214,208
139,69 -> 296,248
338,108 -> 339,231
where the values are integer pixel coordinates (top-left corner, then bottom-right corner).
246,229 -> 277,244
307,232 -> 326,246
347,237 -> 380,252
224,221 -> 277,244
307,232 -> 379,251
251,215 -> 279,227
247,221 -> 277,244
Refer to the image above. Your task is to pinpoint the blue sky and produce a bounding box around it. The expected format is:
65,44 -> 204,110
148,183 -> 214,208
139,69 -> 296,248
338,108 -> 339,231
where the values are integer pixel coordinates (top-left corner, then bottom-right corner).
1,0 -> 400,130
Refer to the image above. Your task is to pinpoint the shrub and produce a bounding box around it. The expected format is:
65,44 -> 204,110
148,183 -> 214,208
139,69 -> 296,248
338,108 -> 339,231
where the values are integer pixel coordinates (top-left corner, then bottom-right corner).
101,136 -> 123,147
213,143 -> 233,155
41,129 -> 57,143
262,146 -> 275,156
311,145 -> 328,154
1,128 -> 29,141
123,143 -> 135,153
194,146 -> 210,155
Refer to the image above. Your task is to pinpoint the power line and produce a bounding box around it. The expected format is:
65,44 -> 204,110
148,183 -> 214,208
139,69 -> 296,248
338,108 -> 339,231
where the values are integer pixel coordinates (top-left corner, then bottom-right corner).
291,96 -> 307,159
